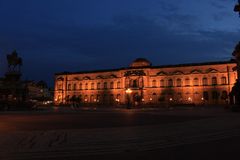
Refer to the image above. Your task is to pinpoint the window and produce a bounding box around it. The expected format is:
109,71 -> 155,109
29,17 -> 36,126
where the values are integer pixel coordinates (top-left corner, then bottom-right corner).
117,81 -> 121,89
85,83 -> 88,90
221,77 -> 227,85
91,83 -> 94,90
212,77 -> 217,85
168,79 -> 173,87
221,91 -> 228,100
90,95 -> 94,102
96,95 -> 100,102
133,80 -> 138,88
97,82 -> 101,90
68,84 -> 71,90
104,82 -> 107,89
202,78 -> 208,86
79,83 -> 82,90
57,84 -> 62,90
117,94 -> 121,102
193,78 -> 199,86
185,78 -> 190,86
73,84 -> 76,90
110,82 -> 114,89
84,95 -> 88,102
160,79 -> 165,87
176,78 -> 182,87
152,80 -> 157,87
203,91 -> 209,100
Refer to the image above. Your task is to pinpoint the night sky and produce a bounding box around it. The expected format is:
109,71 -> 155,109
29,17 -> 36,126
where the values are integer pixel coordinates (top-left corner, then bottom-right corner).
0,0 -> 239,86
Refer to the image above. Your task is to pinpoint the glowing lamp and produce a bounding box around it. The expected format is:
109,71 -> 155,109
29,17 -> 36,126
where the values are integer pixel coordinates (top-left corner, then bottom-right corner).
126,88 -> 132,94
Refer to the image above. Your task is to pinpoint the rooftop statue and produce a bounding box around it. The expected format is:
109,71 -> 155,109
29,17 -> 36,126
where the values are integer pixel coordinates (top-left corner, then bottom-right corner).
7,50 -> 22,71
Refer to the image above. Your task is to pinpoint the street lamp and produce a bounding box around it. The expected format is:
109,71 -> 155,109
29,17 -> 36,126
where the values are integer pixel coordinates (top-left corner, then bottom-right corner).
126,88 -> 132,109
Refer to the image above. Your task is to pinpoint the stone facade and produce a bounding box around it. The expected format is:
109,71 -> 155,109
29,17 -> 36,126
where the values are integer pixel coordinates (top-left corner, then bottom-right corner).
54,58 -> 237,106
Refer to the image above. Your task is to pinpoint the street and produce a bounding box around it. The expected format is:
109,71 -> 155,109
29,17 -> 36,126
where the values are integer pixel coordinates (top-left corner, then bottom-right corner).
0,107 -> 240,160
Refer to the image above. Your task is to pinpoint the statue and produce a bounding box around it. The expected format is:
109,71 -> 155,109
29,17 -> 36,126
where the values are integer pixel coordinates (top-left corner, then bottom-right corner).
6,50 -> 23,72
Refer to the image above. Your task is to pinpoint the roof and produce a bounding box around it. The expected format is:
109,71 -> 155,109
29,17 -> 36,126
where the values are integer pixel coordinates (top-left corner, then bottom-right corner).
55,60 -> 236,76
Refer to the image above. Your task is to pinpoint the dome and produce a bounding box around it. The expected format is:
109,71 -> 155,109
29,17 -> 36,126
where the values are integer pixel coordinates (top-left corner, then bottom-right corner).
130,58 -> 152,68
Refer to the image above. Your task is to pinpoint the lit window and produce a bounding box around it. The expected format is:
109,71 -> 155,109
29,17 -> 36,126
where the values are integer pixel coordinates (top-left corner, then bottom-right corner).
176,78 -> 182,87
152,80 -> 156,87
90,95 -> 94,102
160,80 -> 165,87
193,78 -> 199,86
202,78 -> 208,86
79,83 -> 82,90
168,79 -> 173,87
104,82 -> 107,89
117,81 -> 121,89
212,77 -> 217,86
185,78 -> 190,86
110,82 -> 114,89
221,77 -> 227,85
73,84 -> 76,90
68,84 -> 71,90
97,82 -> 101,90
57,84 -> 62,90
91,83 -> 94,90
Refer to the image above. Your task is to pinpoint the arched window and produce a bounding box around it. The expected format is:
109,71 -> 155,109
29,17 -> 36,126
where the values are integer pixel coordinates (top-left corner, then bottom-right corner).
85,83 -> 88,90
91,83 -> 94,90
110,82 -> 114,89
221,77 -> 227,85
152,80 -> 157,87
68,84 -> 71,90
133,80 -> 138,88
160,79 -> 165,87
73,84 -> 76,90
176,78 -> 182,87
97,82 -> 101,90
203,91 -> 209,100
185,78 -> 190,86
79,83 -> 82,90
212,77 -> 217,85
193,78 -> 199,86
104,82 -> 107,89
117,81 -> 121,89
202,78 -> 208,86
90,95 -> 94,102
168,79 -> 173,87
96,95 -> 100,102
57,83 -> 62,90
84,95 -> 88,102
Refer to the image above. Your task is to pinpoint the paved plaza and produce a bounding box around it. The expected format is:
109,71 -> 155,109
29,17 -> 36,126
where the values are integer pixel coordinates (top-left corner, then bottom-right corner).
0,107 -> 240,160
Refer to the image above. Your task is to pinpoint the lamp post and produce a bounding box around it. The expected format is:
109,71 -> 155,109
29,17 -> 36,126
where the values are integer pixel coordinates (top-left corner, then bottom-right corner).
126,88 -> 132,109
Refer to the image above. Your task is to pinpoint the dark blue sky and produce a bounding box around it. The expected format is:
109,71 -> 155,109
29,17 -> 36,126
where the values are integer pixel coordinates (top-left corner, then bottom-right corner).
0,0 -> 239,86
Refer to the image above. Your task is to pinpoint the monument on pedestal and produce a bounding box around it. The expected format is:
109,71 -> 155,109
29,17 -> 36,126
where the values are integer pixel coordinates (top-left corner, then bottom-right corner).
0,50 -> 33,110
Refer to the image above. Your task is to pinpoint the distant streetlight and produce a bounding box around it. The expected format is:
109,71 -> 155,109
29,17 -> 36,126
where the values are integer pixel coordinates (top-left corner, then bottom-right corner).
126,88 -> 132,109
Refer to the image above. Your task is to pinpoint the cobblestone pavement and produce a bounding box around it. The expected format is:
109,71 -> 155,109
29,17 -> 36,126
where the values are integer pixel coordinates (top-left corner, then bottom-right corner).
0,108 -> 240,159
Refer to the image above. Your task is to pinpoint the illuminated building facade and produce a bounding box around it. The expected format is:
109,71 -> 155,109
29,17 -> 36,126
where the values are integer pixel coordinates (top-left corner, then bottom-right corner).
54,58 -> 237,106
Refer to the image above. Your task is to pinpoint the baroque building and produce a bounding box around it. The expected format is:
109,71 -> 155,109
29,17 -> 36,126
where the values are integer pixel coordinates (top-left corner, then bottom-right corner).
54,58 -> 237,106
